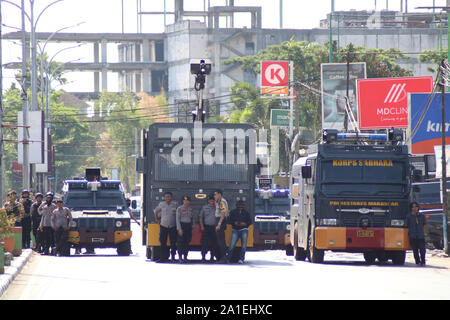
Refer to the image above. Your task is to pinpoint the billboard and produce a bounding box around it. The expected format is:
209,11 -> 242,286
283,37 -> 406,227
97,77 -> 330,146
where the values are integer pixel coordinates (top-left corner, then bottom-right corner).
408,92 -> 450,155
18,110 -> 44,164
357,76 -> 433,129
261,61 -> 290,95
321,62 -> 366,130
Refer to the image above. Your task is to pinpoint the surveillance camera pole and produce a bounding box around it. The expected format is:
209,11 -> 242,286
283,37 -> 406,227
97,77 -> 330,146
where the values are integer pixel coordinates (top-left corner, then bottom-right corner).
194,73 -> 205,122
193,60 -> 209,123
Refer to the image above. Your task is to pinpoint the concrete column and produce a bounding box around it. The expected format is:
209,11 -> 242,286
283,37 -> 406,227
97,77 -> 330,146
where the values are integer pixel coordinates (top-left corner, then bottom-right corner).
142,39 -> 152,93
94,42 -> 100,92
101,39 -> 108,91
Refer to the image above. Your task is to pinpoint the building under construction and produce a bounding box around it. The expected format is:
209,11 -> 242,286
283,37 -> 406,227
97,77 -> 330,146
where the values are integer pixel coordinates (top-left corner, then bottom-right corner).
3,0 -> 447,120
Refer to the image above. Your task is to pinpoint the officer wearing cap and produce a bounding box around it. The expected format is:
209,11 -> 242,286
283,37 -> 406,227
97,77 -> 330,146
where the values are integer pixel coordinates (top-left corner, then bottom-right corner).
176,195 -> 195,263
199,194 -> 219,263
51,198 -> 72,256
31,193 -> 44,252
39,192 -> 57,255
20,189 -> 33,248
154,191 -> 178,262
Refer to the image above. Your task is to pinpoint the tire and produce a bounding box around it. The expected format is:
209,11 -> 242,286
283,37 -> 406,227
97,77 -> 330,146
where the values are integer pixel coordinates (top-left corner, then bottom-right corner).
391,251 -> 406,266
294,246 -> 307,261
377,251 -> 388,263
292,224 -> 307,261
117,240 -> 132,256
363,251 -> 376,264
433,241 -> 443,250
307,231 -> 324,263
285,244 -> 294,256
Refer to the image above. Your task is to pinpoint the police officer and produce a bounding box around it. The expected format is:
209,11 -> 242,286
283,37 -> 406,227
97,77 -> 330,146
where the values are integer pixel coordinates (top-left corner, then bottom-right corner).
200,195 -> 219,263
20,189 -> 33,249
31,193 -> 44,252
214,189 -> 229,262
51,199 -> 72,256
154,191 -> 178,262
39,192 -> 57,255
176,195 -> 194,263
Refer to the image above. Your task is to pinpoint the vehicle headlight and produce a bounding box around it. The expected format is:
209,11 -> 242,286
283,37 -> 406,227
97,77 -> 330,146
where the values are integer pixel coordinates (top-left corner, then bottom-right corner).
320,218 -> 337,226
391,219 -> 405,226
115,220 -> 123,228
70,220 -> 77,228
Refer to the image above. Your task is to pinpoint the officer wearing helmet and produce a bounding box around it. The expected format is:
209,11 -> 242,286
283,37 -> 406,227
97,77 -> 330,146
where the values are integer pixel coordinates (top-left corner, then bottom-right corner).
31,192 -> 44,252
38,192 -> 57,255
20,189 -> 33,249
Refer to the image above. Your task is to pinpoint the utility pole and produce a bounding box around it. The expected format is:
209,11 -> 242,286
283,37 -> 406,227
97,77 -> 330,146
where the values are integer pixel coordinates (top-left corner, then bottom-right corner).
329,0 -> 334,63
22,0 -> 30,190
441,60 -> 449,254
0,0 -> 4,201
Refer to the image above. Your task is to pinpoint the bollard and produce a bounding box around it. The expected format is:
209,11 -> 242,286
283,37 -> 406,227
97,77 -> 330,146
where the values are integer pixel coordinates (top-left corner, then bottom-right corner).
12,227 -> 22,256
0,241 -> 4,274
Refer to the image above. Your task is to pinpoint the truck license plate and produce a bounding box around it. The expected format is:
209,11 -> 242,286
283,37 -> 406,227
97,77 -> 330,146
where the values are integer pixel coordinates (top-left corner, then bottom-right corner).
91,238 -> 105,243
265,240 -> 276,244
357,230 -> 374,237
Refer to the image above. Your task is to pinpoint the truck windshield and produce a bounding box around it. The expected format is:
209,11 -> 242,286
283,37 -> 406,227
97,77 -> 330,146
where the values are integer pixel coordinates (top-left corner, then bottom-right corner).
154,153 -> 248,182
65,192 -> 126,210
320,159 -> 406,196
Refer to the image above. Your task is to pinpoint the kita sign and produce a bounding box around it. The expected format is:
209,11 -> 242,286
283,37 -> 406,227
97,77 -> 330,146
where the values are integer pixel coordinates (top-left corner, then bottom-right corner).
261,61 -> 290,95
356,76 -> 433,129
408,93 -> 450,155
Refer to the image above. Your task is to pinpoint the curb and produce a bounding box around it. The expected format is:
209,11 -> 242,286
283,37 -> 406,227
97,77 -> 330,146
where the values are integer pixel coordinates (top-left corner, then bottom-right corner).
0,249 -> 33,298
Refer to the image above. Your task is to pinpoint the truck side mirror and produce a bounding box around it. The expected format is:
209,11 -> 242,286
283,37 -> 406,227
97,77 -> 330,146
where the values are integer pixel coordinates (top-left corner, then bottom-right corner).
301,166 -> 312,179
131,200 -> 137,209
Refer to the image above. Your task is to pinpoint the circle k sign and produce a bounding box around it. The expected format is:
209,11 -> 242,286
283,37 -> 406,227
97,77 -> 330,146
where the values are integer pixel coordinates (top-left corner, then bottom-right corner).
261,61 -> 290,94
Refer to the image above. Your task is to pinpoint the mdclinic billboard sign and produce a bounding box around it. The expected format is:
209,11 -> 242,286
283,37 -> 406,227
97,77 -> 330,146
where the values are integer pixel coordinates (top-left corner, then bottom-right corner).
408,92 -> 450,155
260,61 -> 290,95
356,76 -> 433,129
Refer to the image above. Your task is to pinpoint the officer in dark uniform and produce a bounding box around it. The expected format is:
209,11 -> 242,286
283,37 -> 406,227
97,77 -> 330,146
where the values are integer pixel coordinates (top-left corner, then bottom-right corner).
20,189 -> 33,249
31,193 -> 44,252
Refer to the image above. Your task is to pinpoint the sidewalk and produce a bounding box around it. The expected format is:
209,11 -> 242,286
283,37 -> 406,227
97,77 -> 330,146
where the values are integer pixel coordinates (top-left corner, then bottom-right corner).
0,249 -> 33,297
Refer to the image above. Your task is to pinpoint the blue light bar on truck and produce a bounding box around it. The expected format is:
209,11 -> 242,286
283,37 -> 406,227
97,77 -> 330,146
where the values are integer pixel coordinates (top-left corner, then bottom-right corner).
336,133 -> 387,141
323,128 -> 403,144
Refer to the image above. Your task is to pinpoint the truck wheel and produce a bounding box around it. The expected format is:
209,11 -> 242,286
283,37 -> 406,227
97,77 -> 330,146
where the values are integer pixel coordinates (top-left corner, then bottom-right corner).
308,232 -> 324,263
117,240 -> 132,256
285,244 -> 294,256
363,251 -> 376,264
294,246 -> 307,261
391,251 -> 406,265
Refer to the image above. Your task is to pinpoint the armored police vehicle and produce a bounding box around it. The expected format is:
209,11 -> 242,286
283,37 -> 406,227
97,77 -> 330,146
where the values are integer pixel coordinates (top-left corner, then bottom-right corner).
136,122 -> 257,261
289,129 -> 412,265
63,168 -> 132,256
253,177 -> 290,250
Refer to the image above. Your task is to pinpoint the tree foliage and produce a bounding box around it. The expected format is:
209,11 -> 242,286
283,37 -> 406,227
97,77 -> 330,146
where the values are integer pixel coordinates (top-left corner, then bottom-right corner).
223,39 -> 414,137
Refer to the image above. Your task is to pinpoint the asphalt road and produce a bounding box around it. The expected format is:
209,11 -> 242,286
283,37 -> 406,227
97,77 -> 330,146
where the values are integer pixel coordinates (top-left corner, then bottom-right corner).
2,222 -> 450,300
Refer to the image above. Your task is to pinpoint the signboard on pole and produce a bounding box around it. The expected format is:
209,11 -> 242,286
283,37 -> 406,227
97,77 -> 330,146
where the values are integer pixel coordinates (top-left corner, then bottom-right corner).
356,76 -> 433,129
408,92 -> 450,155
18,110 -> 44,164
270,109 -> 290,127
321,62 -> 366,130
261,61 -> 290,95
434,145 -> 450,179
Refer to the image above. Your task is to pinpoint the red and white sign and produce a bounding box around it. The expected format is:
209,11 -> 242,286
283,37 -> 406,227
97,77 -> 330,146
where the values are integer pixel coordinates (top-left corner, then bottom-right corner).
356,76 -> 433,129
261,61 -> 290,95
